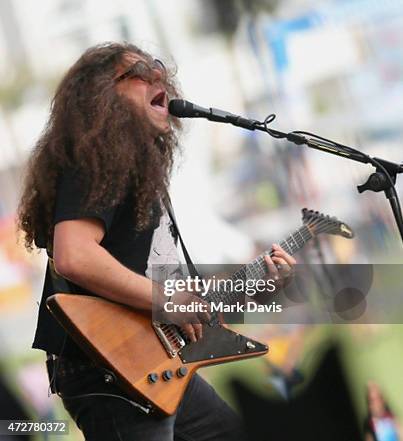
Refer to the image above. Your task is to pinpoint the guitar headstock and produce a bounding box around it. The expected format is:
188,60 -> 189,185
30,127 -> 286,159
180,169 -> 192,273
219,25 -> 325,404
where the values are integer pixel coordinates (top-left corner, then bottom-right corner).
302,208 -> 354,239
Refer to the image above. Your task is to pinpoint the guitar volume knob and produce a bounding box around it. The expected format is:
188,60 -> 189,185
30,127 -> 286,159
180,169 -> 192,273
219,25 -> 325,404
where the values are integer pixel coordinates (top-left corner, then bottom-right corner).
162,370 -> 173,381
177,367 -> 188,378
147,373 -> 159,383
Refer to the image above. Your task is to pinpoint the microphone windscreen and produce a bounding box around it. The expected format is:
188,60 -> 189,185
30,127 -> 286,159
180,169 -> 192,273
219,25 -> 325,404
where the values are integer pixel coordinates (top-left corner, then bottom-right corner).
168,99 -> 193,117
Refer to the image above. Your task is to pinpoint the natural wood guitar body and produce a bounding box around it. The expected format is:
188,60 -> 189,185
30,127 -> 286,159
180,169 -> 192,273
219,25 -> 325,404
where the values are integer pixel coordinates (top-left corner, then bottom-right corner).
47,294 -> 268,415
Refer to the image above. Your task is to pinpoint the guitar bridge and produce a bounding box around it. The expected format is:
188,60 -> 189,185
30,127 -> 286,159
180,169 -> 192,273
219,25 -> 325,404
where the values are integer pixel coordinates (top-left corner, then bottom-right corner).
152,322 -> 186,358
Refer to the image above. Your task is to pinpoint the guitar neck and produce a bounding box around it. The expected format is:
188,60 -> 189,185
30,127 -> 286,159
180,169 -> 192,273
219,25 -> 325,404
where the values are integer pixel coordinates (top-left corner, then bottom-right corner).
204,224 -> 313,304
233,224 -> 312,281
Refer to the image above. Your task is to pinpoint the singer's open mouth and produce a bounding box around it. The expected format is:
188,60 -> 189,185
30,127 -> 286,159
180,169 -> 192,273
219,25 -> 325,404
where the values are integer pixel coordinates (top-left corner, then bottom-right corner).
150,91 -> 167,113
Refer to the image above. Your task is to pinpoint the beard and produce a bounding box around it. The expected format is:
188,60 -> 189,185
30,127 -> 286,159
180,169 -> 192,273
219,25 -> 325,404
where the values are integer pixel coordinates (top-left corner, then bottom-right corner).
87,92 -> 180,229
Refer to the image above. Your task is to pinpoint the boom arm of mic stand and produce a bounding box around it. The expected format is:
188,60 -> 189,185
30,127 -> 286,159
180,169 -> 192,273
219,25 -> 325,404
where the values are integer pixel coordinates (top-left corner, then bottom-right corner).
253,120 -> 403,246
254,122 -> 370,164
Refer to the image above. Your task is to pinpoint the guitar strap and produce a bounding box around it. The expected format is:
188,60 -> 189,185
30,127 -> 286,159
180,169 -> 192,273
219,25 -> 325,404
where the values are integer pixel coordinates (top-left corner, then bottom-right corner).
163,196 -> 200,278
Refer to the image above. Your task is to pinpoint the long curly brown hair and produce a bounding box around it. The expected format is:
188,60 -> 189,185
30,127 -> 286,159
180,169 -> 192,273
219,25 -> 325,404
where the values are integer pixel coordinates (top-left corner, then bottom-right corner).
18,42 -> 183,251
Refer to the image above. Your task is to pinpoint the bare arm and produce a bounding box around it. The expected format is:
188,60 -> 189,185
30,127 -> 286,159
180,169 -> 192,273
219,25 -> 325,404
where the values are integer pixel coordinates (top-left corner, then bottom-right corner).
52,217 -> 205,341
53,218 -> 154,310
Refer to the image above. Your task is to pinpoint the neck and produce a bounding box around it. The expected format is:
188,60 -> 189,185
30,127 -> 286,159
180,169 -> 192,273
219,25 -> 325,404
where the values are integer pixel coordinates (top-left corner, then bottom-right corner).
204,224 -> 313,305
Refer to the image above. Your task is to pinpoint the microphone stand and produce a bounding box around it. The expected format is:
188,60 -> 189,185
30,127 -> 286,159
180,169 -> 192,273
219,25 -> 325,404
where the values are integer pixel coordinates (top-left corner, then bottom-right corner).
169,99 -> 403,245
240,115 -> 403,246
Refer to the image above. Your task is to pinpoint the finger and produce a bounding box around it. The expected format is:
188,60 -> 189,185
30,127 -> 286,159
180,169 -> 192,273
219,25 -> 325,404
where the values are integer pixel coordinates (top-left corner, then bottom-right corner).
272,257 -> 293,279
182,324 -> 197,342
265,255 -> 280,280
264,254 -> 280,280
272,244 -> 297,266
272,256 -> 289,268
273,251 -> 297,267
193,323 -> 203,340
198,309 -> 211,324
187,299 -> 211,324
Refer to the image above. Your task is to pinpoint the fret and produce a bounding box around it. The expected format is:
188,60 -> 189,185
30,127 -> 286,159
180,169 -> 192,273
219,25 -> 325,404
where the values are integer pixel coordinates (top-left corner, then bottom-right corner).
298,228 -> 306,244
294,230 -> 304,250
290,232 -> 299,253
205,224 -> 315,307
234,267 -> 245,281
288,238 -> 296,254
281,238 -> 292,255
297,228 -> 306,245
288,237 -> 296,253
302,225 -> 313,242
244,261 -> 259,281
253,260 -> 262,278
257,257 -> 266,273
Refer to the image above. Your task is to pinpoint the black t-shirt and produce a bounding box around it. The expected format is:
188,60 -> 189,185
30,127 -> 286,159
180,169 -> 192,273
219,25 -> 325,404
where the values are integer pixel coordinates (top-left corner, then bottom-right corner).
32,168 -> 180,359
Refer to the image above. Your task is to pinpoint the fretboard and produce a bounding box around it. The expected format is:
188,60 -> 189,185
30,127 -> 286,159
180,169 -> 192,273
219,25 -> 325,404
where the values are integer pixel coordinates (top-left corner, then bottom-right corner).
204,224 -> 312,305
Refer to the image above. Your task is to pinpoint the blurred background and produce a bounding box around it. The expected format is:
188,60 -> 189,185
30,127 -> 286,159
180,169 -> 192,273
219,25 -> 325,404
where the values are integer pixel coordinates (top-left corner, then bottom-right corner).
1,0 -> 403,439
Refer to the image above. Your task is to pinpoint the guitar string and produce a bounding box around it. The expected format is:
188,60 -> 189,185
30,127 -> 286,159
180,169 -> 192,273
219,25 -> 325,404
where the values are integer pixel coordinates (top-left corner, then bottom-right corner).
204,218 -> 340,318
205,220 -> 330,304
206,229 -> 318,307
167,217 -> 340,330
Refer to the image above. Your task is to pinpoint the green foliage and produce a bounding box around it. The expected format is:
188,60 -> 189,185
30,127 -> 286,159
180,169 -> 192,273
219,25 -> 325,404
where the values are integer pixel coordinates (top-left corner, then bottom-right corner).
0,66 -> 33,110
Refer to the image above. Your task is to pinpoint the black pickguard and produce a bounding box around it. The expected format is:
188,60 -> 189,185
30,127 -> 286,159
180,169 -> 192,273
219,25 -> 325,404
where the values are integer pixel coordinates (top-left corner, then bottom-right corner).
178,324 -> 268,364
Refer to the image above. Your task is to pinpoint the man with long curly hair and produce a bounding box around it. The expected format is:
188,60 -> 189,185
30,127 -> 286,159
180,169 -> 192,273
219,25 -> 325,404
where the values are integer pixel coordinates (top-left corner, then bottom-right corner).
18,42 -> 295,440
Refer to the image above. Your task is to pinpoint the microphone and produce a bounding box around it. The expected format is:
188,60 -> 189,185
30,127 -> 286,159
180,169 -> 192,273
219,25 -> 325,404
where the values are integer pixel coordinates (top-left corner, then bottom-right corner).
168,99 -> 257,130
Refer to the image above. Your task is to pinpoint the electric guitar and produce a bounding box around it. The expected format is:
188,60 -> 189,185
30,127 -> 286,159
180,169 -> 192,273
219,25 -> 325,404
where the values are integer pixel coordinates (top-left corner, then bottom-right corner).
46,208 -> 353,415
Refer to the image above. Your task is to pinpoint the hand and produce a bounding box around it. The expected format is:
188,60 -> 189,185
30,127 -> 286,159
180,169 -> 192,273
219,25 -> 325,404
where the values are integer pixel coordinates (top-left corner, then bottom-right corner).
264,244 -> 296,287
164,291 -> 211,343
